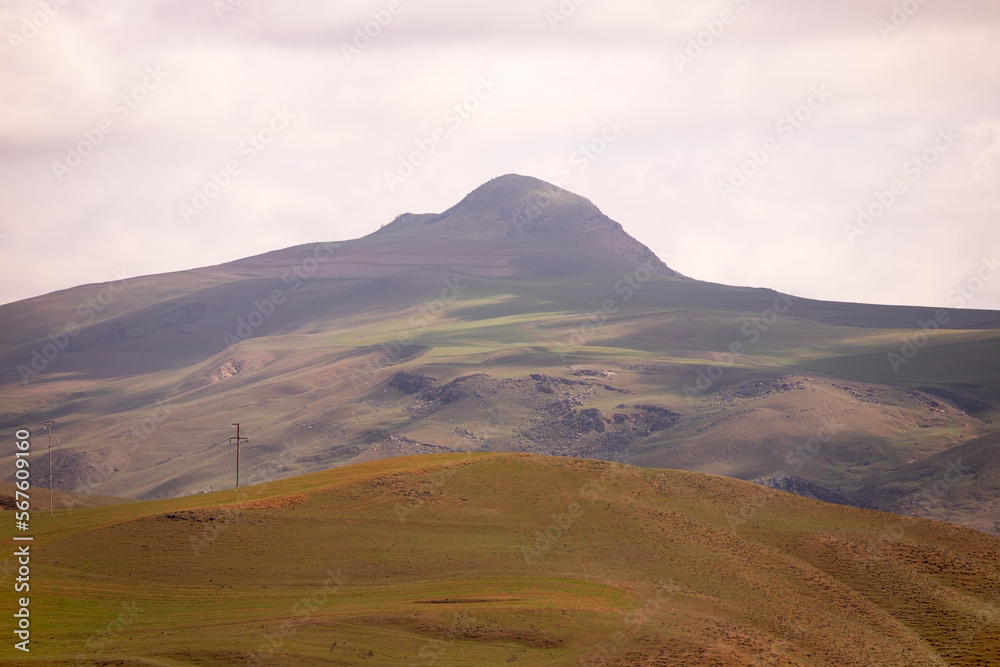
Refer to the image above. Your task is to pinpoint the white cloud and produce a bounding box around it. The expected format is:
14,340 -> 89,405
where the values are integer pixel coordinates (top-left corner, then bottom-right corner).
0,0 -> 998,309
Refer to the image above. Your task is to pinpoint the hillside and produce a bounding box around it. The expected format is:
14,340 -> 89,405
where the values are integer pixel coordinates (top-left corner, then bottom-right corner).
0,174 -> 998,536
5,453 -> 999,665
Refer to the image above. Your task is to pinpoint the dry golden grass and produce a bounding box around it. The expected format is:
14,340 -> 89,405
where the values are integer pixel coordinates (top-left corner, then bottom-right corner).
7,453 -> 999,665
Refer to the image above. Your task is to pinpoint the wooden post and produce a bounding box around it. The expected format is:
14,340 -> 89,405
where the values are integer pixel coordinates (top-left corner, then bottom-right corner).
40,421 -> 58,515
229,423 -> 248,488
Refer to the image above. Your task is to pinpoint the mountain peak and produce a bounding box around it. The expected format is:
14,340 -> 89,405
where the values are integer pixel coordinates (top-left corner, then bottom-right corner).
455,173 -> 571,209
376,174 -> 684,278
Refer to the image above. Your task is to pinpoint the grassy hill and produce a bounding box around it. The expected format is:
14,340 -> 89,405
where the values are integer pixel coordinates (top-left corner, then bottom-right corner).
3,453 -> 999,665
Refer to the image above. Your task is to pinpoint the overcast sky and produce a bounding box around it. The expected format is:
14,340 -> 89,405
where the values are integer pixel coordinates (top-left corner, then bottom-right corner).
2,0 -> 998,311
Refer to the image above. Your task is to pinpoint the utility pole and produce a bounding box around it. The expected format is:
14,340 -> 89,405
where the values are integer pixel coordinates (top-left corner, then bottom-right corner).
229,423 -> 248,488
39,421 -> 59,515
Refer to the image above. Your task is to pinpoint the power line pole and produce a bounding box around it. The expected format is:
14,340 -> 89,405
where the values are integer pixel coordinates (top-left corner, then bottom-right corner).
229,423 -> 248,488
39,421 -> 59,515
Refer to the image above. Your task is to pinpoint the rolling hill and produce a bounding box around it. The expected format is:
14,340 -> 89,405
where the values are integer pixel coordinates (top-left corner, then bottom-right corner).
4,453 -> 999,665
1,174 -> 999,536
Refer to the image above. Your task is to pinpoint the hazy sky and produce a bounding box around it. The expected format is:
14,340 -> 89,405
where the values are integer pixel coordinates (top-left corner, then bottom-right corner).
2,0 -> 999,310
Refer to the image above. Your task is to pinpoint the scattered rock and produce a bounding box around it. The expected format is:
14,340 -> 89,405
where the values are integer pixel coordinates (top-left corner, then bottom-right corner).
570,368 -> 616,378
386,371 -> 437,394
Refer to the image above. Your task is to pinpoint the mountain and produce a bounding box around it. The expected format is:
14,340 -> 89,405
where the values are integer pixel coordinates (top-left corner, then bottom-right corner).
1,174 -> 999,536
7,453 -> 1000,665
370,174 -> 681,278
